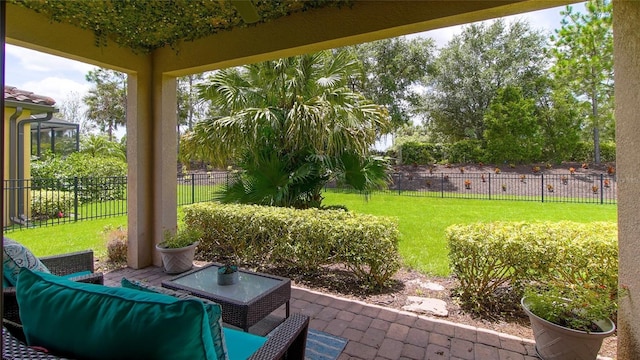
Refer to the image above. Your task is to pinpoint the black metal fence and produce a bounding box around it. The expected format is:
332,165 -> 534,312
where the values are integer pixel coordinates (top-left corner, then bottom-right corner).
3,170 -> 616,232
328,172 -> 618,204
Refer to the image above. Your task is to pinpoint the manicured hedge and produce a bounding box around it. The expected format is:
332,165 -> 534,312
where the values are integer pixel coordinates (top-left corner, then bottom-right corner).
183,203 -> 401,288
446,221 -> 618,313
30,190 -> 75,220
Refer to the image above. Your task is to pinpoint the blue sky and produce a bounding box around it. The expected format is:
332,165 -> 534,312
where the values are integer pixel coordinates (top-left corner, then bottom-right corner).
4,3 -> 584,111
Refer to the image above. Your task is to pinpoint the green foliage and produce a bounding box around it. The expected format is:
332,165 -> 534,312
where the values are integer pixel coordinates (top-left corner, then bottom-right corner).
445,140 -> 485,164
13,1 -> 349,52
84,69 -> 127,142
184,50 -> 392,208
30,190 -> 74,220
399,142 -> 435,165
80,134 -> 126,161
183,202 -> 401,288
600,142 -> 616,162
31,152 -> 127,202
484,86 -> 542,164
159,227 -> 202,249
428,19 -> 547,141
551,0 -> 614,163
348,37 -> 435,129
447,221 -> 618,315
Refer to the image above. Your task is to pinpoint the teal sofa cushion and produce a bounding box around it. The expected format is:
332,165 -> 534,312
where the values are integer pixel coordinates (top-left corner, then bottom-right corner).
121,278 -> 228,360
223,328 -> 267,360
17,269 -> 219,360
3,238 -> 49,285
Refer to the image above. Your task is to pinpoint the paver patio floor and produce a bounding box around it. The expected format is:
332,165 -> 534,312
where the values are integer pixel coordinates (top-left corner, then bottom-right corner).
104,264 -> 545,360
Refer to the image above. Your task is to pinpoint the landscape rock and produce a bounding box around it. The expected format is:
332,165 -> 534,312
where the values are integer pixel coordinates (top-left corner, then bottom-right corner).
403,296 -> 449,317
406,279 -> 445,291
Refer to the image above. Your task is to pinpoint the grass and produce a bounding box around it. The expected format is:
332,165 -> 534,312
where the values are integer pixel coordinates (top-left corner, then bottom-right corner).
6,193 -> 617,277
322,191 -> 617,276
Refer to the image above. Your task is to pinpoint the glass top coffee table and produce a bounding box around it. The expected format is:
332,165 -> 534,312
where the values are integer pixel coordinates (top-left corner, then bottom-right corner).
161,263 -> 291,332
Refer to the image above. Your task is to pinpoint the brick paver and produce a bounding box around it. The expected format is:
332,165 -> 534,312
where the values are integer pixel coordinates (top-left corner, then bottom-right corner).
103,265 -> 553,360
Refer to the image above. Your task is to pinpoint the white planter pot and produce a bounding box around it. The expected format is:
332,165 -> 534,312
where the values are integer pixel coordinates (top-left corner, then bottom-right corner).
521,297 -> 615,360
155,241 -> 198,274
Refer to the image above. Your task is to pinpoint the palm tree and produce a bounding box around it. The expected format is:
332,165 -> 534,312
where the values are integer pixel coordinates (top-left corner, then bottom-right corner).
181,50 -> 391,208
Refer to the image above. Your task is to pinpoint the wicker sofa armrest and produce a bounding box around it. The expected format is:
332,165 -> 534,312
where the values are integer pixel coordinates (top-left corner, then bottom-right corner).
39,250 -> 96,276
249,313 -> 309,360
3,250 -> 103,325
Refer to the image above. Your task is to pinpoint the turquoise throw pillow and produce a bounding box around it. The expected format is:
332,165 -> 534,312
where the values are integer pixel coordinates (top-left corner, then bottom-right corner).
121,278 -> 229,360
223,327 -> 267,360
17,269 -> 218,360
3,238 -> 49,286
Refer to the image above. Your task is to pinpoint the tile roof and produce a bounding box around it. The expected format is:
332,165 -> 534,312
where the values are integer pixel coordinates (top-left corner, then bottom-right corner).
4,86 -> 56,106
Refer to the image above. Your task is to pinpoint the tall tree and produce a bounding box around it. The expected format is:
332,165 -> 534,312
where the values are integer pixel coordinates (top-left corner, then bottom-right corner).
484,86 -> 541,164
57,91 -> 95,135
550,0 -> 613,164
426,19 -> 547,142
177,73 -> 208,132
84,68 -> 127,141
182,50 -> 391,208
348,37 -> 435,129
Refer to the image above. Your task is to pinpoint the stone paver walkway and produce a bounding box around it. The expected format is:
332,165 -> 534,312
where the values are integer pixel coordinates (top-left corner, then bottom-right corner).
104,265 -> 543,360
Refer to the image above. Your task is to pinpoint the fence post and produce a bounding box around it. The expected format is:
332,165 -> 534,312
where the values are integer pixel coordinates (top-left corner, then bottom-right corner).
191,175 -> 196,204
73,177 -> 79,222
397,173 -> 402,195
441,173 -> 444,198
541,174 -> 544,203
488,173 -> 491,200
600,174 -> 604,204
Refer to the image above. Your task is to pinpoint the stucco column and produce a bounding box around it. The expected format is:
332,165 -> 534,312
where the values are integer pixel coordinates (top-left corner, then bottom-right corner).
126,65 -> 178,268
614,0 -> 640,358
151,71 -> 178,266
126,69 -> 153,268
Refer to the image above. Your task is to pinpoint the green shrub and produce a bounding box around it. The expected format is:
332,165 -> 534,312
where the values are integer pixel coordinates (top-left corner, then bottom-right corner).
446,140 -> 485,164
447,221 -> 618,314
183,202 -> 401,288
400,142 -> 434,165
600,142 -> 616,163
31,152 -> 127,202
30,190 -> 74,220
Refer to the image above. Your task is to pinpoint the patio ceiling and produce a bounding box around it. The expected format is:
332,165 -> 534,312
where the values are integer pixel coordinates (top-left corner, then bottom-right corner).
6,0 -> 575,75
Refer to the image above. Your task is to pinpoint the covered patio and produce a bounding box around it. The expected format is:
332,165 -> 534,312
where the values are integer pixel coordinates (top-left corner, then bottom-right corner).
2,0 -> 640,358
103,265 -> 542,360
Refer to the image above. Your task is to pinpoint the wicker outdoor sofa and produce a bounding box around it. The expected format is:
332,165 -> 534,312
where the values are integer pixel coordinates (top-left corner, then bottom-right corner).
3,250 -> 104,325
1,266 -> 310,360
2,314 -> 310,360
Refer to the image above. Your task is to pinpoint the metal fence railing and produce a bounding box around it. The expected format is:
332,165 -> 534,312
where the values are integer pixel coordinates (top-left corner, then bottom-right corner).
327,172 -> 618,205
3,170 -> 616,232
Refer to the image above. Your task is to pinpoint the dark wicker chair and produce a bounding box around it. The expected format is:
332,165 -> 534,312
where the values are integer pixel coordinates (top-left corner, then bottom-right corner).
3,250 -> 104,325
2,310 -> 310,360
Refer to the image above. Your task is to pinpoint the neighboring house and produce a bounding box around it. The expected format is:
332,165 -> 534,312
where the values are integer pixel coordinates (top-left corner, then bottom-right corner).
3,85 -> 57,225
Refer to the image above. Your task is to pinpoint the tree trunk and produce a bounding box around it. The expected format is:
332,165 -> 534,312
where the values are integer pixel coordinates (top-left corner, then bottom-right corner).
592,89 -> 601,164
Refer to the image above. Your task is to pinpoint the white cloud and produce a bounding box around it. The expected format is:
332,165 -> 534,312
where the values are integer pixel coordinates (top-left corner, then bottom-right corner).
20,77 -> 91,106
6,44 -> 96,75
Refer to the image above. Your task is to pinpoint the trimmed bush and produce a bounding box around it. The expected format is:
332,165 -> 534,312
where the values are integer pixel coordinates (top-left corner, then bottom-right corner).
30,190 -> 74,220
400,142 -> 434,165
183,202 -> 401,288
446,140 -> 485,164
447,221 -> 618,314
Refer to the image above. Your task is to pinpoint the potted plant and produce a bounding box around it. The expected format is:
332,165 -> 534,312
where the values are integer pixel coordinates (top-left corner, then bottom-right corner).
521,283 -> 617,360
217,261 -> 239,285
156,228 -> 202,274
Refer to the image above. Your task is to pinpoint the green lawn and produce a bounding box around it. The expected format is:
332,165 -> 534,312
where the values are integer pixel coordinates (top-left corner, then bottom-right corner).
322,192 -> 617,275
6,193 -> 617,276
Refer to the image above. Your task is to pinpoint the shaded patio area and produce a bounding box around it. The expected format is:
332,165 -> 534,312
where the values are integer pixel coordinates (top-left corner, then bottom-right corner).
104,265 -> 544,360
